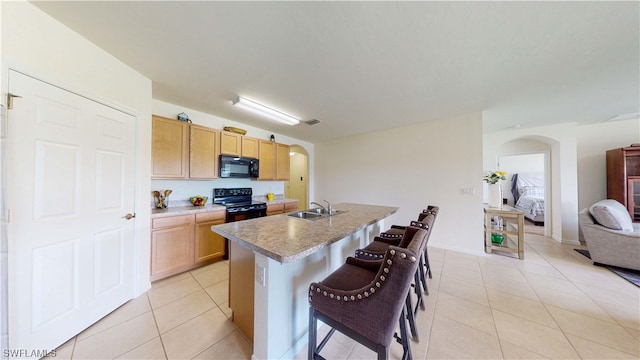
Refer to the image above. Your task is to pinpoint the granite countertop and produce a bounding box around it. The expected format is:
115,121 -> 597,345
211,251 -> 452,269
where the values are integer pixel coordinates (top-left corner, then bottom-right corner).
151,204 -> 226,218
257,198 -> 299,205
211,203 -> 398,264
150,198 -> 299,218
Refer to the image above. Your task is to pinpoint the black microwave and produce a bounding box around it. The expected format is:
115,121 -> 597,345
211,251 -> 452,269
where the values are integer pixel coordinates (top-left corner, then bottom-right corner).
219,155 -> 259,178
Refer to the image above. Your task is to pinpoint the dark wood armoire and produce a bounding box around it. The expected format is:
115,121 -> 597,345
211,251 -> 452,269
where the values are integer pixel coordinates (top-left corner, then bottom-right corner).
607,145 -> 640,222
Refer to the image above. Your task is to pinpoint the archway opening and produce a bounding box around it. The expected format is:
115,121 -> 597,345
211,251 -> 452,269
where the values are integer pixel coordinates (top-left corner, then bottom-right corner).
285,145 -> 309,208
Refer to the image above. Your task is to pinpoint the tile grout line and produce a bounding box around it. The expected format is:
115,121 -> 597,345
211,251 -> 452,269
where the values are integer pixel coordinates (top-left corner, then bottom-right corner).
148,293 -> 169,360
520,242 -> 582,359
478,254 -> 506,360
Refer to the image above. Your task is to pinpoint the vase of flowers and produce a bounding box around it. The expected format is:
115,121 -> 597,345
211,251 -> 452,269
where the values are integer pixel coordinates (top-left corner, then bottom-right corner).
484,170 -> 507,208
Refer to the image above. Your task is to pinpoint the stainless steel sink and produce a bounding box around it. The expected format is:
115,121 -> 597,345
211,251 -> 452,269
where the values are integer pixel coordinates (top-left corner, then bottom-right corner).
287,208 -> 347,220
287,211 -> 324,220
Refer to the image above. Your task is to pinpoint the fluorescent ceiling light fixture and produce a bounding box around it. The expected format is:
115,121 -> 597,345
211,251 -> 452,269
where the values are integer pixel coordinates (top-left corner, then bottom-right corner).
233,96 -> 300,125
607,112 -> 640,122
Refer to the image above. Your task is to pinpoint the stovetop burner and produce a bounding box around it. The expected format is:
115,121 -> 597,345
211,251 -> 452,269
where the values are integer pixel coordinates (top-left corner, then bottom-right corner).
213,188 -> 266,211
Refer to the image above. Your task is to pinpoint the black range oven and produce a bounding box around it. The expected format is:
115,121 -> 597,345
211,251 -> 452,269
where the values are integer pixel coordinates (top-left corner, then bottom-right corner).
213,187 -> 267,221
213,188 -> 267,258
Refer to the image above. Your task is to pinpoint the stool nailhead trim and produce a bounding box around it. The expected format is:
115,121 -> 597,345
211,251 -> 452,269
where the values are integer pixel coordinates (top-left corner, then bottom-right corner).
309,248 -> 414,303
379,233 -> 402,239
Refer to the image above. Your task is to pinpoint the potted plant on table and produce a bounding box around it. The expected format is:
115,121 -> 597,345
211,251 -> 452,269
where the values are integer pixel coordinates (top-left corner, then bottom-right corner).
483,170 -> 507,208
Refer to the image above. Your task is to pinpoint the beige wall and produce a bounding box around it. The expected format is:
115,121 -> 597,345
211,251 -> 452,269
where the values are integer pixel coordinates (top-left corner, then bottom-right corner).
577,118 -> 640,210
485,123 -> 578,243
484,119 -> 640,244
1,1 -> 153,305
315,113 -> 485,255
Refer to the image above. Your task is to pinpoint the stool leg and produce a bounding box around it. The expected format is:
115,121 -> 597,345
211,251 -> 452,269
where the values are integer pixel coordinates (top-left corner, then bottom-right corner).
404,293 -> 419,342
309,308 -> 317,360
413,271 -> 425,315
399,308 -> 413,360
424,248 -> 432,279
418,256 -> 429,297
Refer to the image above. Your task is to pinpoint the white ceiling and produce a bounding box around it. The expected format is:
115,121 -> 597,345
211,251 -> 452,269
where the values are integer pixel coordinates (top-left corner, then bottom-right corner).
32,1 -> 639,143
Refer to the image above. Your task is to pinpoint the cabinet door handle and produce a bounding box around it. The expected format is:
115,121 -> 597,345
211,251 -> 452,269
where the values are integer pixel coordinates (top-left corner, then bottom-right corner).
123,213 -> 136,220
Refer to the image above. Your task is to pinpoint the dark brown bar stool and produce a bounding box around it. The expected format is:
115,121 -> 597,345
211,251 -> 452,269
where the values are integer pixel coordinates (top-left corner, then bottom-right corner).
355,217 -> 434,340
386,206 -> 439,287
308,228 -> 428,360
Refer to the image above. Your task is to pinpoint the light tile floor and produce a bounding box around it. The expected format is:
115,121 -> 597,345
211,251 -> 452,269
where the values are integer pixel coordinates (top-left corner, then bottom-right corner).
51,233 -> 639,359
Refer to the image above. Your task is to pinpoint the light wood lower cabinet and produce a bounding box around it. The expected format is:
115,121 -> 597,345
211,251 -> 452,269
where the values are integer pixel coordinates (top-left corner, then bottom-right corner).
194,211 -> 226,263
151,210 -> 226,281
285,201 -> 298,212
266,201 -> 299,216
266,203 -> 284,216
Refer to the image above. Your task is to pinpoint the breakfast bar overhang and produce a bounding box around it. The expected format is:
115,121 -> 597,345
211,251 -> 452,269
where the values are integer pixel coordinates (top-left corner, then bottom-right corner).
211,203 -> 399,359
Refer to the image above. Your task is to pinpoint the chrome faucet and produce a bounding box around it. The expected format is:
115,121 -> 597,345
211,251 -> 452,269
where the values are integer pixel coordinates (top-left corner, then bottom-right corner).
310,200 -> 333,214
324,200 -> 332,215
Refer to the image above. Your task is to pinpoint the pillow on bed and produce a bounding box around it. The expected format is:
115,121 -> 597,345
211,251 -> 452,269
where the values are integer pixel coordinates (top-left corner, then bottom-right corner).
519,186 -> 544,198
589,199 -> 633,231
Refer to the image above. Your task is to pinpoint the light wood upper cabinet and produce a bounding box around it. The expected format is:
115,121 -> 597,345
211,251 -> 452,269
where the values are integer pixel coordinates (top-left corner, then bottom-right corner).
190,124 -> 219,179
276,143 -> 290,180
258,140 -> 277,180
220,131 -> 242,156
152,115 -> 220,179
221,132 -> 259,159
241,136 -> 259,158
258,140 -> 290,180
152,115 -> 189,178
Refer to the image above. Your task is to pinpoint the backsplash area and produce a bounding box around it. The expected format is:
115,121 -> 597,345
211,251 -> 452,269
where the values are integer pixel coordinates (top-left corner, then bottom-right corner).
150,178 -> 285,208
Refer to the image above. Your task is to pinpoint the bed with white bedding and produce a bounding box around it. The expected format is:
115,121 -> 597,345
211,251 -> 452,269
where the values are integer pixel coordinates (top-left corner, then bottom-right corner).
511,173 -> 545,225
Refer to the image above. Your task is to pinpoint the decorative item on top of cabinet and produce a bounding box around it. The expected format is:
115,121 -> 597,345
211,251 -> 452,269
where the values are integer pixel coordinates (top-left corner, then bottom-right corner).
607,145 -> 640,221
177,112 -> 192,122
151,115 -> 220,179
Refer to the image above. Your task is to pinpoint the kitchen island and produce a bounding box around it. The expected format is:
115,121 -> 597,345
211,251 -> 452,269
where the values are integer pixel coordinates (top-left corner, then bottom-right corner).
211,203 -> 398,360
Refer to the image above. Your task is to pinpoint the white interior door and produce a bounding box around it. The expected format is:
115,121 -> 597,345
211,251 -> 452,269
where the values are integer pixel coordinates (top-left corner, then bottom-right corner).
7,70 -> 136,352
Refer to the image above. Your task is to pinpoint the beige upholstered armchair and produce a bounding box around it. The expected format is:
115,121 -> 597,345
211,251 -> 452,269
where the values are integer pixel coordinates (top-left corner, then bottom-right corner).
578,200 -> 640,271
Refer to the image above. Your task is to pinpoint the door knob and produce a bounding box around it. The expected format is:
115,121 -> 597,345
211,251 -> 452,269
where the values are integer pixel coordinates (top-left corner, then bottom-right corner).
123,213 -> 136,220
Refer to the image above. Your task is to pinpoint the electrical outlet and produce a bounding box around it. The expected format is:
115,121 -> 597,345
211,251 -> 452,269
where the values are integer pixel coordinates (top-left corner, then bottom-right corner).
256,264 -> 266,286
461,187 -> 475,195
